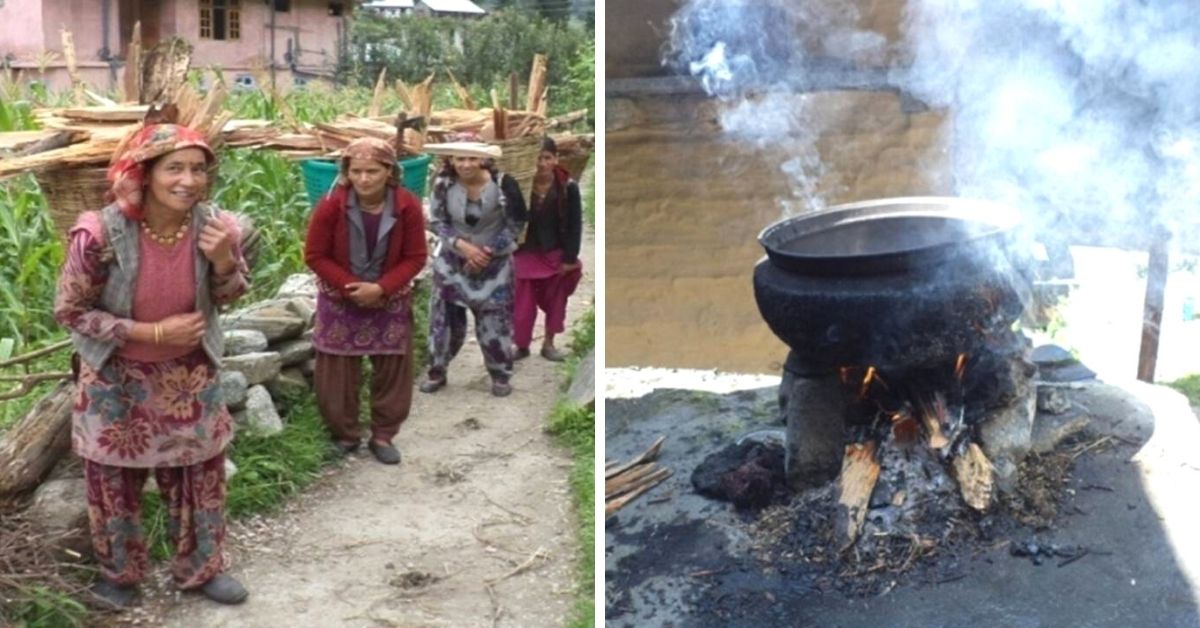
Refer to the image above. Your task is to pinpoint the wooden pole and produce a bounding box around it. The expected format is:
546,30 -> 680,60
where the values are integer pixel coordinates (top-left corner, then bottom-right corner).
1137,230 -> 1170,382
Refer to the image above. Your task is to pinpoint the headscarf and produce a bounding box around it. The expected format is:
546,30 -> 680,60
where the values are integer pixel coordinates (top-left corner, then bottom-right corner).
105,124 -> 216,219
338,137 -> 400,187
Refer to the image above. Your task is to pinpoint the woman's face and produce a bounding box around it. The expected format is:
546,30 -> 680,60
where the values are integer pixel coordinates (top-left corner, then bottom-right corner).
452,156 -> 483,180
147,147 -> 208,213
347,157 -> 391,200
536,150 -> 557,176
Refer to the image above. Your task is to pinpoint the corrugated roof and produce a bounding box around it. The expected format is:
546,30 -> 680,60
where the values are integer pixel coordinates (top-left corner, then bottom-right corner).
420,0 -> 486,15
363,0 -> 416,9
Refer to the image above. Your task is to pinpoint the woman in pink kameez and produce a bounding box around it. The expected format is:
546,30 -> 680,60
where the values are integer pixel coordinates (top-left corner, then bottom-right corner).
54,124 -> 251,607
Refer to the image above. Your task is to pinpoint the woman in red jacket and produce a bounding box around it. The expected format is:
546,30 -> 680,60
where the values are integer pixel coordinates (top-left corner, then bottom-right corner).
303,138 -> 428,464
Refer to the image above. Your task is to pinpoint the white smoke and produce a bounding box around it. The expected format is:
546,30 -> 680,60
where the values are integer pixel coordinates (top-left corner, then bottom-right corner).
666,0 -> 1200,248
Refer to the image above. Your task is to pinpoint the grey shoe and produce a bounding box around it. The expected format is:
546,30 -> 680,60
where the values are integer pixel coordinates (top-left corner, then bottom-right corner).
368,440 -> 402,465
513,346 -> 531,360
201,574 -> 249,605
419,375 -> 447,393
91,580 -> 138,609
540,346 -> 569,362
491,381 -> 512,397
333,440 -> 361,456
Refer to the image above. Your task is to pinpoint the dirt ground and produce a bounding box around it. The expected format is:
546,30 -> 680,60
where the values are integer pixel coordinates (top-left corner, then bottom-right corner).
96,228 -> 594,628
605,369 -> 1200,627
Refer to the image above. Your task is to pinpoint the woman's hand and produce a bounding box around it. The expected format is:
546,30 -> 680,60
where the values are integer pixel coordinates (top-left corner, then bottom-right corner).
198,215 -> 238,274
346,282 -> 385,308
456,239 -> 492,272
559,260 -> 581,275
157,312 -> 206,347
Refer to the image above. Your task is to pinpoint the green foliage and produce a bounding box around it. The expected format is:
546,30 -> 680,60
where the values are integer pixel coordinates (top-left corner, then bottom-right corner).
0,96 -> 39,131
1168,373 -> 1200,406
556,38 -> 595,120
0,175 -> 63,348
4,584 -> 89,627
544,307 -> 595,628
347,11 -> 592,116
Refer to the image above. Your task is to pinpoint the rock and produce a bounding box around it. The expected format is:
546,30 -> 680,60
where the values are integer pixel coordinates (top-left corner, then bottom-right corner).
222,352 -> 283,386
274,338 -> 315,367
221,313 -> 306,343
301,357 -> 316,378
1037,385 -> 1073,415
275,273 -> 318,299
235,385 -> 284,435
566,348 -> 595,408
284,296 -> 316,326
1031,408 -> 1091,454
1038,362 -> 1098,383
1031,344 -> 1076,366
220,370 -> 250,410
979,360 -> 1038,493
267,368 -> 310,401
223,329 -> 269,356
781,371 -> 845,490
25,478 -> 91,555
225,457 -> 238,480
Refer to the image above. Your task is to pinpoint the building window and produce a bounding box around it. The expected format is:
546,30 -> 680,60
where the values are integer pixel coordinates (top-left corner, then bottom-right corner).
328,2 -> 345,16
274,0 -> 291,12
200,0 -> 240,40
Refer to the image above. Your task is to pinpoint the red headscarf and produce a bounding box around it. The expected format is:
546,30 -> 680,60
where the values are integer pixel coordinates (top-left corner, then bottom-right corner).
106,124 -> 216,219
338,137 -> 400,187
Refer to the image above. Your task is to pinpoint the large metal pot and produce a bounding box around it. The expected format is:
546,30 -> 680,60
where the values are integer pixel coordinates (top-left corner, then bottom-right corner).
753,197 -> 1030,373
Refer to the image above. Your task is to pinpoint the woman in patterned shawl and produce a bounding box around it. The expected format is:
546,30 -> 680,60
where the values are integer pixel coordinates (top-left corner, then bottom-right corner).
303,137 -> 428,464
54,123 -> 250,607
420,141 -> 528,397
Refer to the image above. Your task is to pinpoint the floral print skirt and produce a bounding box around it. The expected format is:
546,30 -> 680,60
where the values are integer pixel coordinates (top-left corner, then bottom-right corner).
73,350 -> 234,468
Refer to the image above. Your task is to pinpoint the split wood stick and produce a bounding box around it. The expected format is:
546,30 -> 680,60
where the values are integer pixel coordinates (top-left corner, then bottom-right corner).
835,441 -> 880,551
952,442 -> 994,511
526,54 -> 547,112
61,28 -> 85,106
394,79 -> 414,110
508,72 -> 520,111
547,109 -> 588,129
368,67 -> 388,118
916,395 -> 950,449
123,22 -> 142,103
604,469 -> 673,517
605,436 -> 667,479
445,70 -> 476,109
604,462 -> 658,495
606,468 -> 671,501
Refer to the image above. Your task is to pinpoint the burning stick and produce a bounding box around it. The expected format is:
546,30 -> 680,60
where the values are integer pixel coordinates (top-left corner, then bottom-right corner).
952,442 -> 994,511
914,393 -> 950,450
835,441 -> 881,551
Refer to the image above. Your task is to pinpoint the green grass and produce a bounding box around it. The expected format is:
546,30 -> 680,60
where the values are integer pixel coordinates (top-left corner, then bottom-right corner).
2,585 -> 90,627
1167,374 -> 1200,406
545,308 -> 595,628
583,167 -> 595,227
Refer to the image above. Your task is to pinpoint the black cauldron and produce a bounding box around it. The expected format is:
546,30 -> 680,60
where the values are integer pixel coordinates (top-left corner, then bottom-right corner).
753,197 -> 1031,374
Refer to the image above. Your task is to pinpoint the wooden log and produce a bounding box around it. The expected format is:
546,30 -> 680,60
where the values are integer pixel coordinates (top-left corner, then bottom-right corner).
546,109 -> 588,130
368,67 -> 388,118
526,54 -> 548,113
140,36 -> 193,105
604,462 -> 658,496
952,442 -> 994,512
605,435 -> 667,479
605,468 -> 673,517
508,72 -> 520,111
835,441 -> 880,551
0,381 -> 73,499
61,28 -> 85,106
123,21 -> 143,103
606,467 -> 671,501
58,105 -> 153,123
1138,230 -> 1169,382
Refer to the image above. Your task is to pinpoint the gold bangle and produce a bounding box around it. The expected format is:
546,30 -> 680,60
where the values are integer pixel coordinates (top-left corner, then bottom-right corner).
154,323 -> 162,345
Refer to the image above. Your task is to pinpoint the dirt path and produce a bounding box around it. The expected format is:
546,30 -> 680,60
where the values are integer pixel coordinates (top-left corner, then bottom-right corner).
107,227 -> 594,628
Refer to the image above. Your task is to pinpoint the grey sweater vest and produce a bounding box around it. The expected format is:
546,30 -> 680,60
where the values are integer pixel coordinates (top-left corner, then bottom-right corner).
72,204 -> 225,370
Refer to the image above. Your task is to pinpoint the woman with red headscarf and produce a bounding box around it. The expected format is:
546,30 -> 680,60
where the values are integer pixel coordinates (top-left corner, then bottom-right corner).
53,124 -> 250,606
303,137 -> 428,464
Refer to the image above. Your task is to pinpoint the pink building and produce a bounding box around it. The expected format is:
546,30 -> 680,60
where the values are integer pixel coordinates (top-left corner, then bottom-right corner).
0,0 -> 354,92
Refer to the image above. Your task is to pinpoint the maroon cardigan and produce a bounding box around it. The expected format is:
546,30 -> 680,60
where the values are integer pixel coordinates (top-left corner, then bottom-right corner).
304,184 -> 428,298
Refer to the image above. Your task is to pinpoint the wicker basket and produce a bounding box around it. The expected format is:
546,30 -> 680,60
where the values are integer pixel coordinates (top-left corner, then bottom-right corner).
34,167 -> 111,240
493,136 -> 541,203
559,152 -> 592,182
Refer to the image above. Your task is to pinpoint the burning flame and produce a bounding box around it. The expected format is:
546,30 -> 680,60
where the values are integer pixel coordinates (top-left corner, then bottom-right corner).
859,366 -> 876,399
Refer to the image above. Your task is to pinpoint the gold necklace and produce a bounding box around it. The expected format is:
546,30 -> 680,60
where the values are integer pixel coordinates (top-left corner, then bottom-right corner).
142,211 -> 192,245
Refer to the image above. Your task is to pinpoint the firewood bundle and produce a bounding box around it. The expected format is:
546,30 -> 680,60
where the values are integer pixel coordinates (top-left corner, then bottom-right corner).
606,436 -> 672,517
